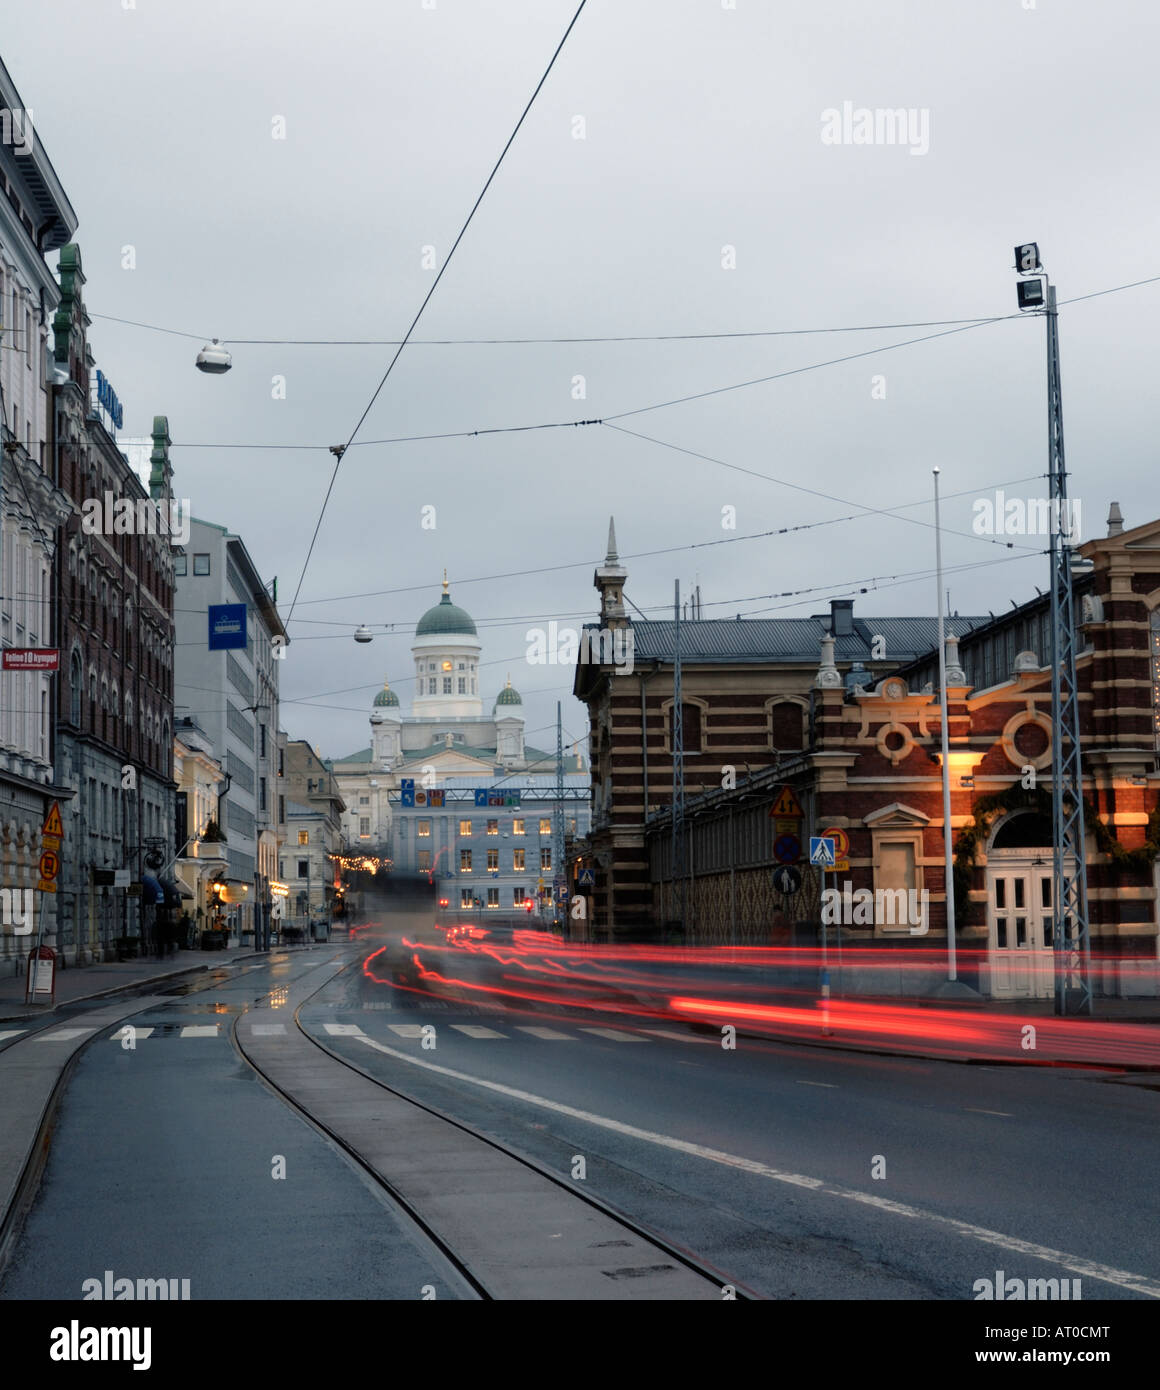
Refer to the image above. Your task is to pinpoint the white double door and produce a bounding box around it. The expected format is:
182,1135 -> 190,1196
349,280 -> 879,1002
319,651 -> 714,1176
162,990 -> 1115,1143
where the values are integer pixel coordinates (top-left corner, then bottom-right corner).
987,852 -> 1054,1000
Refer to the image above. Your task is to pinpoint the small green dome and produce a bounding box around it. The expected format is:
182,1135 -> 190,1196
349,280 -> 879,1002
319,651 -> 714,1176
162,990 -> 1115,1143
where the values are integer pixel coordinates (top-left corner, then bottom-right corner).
415,578 -> 477,637
373,681 -> 400,708
495,675 -> 522,706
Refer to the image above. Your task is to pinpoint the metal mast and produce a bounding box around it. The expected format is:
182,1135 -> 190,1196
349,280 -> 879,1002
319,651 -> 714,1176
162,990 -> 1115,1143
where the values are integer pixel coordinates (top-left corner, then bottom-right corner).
553,700 -> 565,924
671,580 -> 685,934
1044,275 -> 1092,1016
1017,245 -> 1091,1015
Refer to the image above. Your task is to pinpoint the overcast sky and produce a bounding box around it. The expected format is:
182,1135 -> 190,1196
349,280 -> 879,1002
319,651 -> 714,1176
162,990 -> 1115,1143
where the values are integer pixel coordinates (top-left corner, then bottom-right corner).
5,0 -> 1158,762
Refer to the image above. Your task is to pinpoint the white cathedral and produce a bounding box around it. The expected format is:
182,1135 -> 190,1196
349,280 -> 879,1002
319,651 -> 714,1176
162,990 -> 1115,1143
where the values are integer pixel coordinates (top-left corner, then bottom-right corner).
329,577 -> 581,869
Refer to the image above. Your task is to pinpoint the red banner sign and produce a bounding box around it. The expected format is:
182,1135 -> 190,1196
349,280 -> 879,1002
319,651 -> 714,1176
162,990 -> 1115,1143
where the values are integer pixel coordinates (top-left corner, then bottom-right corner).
3,649 -> 59,671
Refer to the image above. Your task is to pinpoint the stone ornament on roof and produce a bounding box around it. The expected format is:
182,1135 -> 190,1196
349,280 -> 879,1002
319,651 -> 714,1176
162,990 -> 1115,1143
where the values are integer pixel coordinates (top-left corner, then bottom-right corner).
815,633 -> 843,688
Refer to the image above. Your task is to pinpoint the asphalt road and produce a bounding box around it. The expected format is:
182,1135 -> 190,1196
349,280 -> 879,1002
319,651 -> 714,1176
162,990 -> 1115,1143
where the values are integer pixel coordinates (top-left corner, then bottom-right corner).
2,931 -> 1157,1301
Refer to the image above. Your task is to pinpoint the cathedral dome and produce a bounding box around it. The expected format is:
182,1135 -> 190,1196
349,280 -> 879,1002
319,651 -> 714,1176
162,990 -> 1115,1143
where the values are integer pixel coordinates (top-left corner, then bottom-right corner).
495,675 -> 522,707
373,681 -> 400,708
415,575 -> 477,637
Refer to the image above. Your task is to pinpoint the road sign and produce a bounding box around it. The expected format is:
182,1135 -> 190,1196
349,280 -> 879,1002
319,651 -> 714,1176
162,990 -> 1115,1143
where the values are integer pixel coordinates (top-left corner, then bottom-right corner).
773,832 -> 801,865
207,603 -> 247,651
42,803 -> 63,838
771,786 -> 803,818
821,826 -> 850,872
774,817 -> 801,837
474,789 -> 488,807
809,836 -> 836,868
578,868 -> 595,886
772,864 -> 802,896
400,779 -> 415,807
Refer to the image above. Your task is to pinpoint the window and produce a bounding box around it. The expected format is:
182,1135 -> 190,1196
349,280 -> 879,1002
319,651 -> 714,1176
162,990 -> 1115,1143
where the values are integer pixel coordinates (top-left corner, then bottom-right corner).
417,820 -> 431,837
359,816 -> 370,837
428,678 -> 437,694
458,678 -> 466,694
770,701 -> 804,752
512,818 -> 524,835
539,818 -> 551,836
441,660 -> 452,672
668,700 -> 703,754
486,819 -> 498,836
298,830 -> 309,845
471,679 -> 476,694
174,554 -> 187,576
259,777 -> 267,812
459,820 -> 472,836
513,848 -> 525,870
442,677 -> 452,694
69,651 -> 83,725
873,835 -> 924,935
297,859 -> 309,878
486,849 -> 499,870
260,725 -> 267,757
193,554 -> 210,575
487,889 -> 499,908
460,889 -> 472,909
540,847 -> 552,871
513,887 -> 525,906
417,850 -> 431,871
359,796 -> 369,806
459,850 -> 472,872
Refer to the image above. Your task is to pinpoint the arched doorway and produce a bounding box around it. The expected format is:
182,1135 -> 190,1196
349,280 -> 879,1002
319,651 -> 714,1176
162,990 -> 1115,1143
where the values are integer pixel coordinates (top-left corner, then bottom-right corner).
986,811 -> 1056,999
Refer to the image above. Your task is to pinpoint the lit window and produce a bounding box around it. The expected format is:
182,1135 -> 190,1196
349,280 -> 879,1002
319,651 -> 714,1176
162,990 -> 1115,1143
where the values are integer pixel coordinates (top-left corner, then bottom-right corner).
460,889 -> 472,908
486,819 -> 498,836
460,850 -> 472,872
459,820 -> 472,836
487,889 -> 499,908
512,887 -> 525,906
442,661 -> 453,672
539,818 -> 551,835
540,847 -> 552,871
511,818 -> 524,835
486,849 -> 499,870
417,850 -> 431,871
298,830 -> 309,845
359,816 -> 370,836
513,848 -> 525,870
417,820 -> 431,837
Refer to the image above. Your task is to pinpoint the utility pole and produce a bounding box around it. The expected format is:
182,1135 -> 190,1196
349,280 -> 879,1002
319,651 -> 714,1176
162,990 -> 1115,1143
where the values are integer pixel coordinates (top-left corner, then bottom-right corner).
672,580 -> 685,937
933,467 -> 957,981
553,700 -> 565,930
1014,243 -> 1092,1016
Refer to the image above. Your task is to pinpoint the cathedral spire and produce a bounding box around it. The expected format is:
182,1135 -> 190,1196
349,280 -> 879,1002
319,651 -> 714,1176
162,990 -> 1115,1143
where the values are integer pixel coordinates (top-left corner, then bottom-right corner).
605,516 -> 619,565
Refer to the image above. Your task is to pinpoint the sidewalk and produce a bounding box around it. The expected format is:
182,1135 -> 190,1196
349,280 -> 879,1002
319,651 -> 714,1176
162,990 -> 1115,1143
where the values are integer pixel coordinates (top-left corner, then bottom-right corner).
0,945 -> 273,1022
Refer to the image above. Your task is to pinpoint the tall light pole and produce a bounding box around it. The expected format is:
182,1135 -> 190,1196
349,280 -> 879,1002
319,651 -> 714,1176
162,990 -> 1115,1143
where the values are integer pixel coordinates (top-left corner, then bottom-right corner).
933,468 -> 957,981
1014,243 -> 1092,1016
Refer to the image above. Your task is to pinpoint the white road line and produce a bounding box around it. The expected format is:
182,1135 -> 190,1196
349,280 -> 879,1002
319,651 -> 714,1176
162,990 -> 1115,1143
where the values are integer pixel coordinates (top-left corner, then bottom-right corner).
111,1027 -> 155,1041
797,1081 -> 838,1089
450,1025 -> 507,1039
34,1028 -> 94,1042
516,1026 -> 573,1040
250,1024 -> 287,1036
638,1028 -> 716,1046
965,1108 -> 1012,1117
355,1034 -> 1160,1299
581,1027 -> 649,1043
386,1024 -> 425,1038
0,1030 -> 28,1042
180,1025 -> 219,1038
324,1023 -> 367,1037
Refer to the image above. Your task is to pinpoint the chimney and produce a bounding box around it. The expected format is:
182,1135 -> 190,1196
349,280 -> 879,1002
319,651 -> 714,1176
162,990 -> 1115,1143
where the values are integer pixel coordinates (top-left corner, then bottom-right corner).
830,598 -> 854,636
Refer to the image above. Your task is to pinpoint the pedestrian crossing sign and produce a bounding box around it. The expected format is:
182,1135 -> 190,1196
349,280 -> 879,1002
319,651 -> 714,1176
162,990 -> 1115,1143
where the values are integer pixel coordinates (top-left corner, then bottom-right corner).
809,836 -> 836,868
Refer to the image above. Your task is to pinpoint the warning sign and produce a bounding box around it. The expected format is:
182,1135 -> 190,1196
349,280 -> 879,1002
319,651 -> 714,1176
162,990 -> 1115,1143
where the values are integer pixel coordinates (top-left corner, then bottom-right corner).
770,786 -> 803,818
42,802 -> 63,838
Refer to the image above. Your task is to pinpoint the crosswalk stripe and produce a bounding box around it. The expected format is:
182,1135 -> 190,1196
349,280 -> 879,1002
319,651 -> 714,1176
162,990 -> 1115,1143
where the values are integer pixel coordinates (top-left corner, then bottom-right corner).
386,1024 -> 425,1038
34,1028 -> 94,1042
250,1024 -> 288,1036
323,1023 -> 366,1036
450,1024 -> 506,1038
180,1025 -> 219,1038
515,1026 -> 573,1040
580,1027 -> 648,1043
110,1026 -> 155,1041
639,1028 -> 716,1045
0,1029 -> 28,1042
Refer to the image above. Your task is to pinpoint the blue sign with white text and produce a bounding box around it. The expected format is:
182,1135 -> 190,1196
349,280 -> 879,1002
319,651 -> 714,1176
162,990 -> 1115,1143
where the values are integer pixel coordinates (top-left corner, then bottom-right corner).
208,604 -> 247,651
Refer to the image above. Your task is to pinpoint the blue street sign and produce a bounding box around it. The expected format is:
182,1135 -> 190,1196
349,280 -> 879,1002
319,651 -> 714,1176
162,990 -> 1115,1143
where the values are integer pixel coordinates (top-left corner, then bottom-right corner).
578,868 -> 596,887
208,603 -> 247,651
474,789 -> 487,807
809,836 -> 836,867
400,778 -> 415,808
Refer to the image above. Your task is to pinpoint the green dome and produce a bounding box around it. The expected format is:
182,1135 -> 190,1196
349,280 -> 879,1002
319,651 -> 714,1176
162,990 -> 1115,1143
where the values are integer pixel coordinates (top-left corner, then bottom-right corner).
373,682 -> 400,708
495,676 -> 522,707
415,589 -> 477,637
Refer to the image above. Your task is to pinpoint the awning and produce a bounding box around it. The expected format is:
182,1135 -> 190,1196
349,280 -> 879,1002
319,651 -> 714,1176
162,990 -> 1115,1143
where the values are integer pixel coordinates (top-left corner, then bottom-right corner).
160,876 -> 193,905
140,874 -> 165,905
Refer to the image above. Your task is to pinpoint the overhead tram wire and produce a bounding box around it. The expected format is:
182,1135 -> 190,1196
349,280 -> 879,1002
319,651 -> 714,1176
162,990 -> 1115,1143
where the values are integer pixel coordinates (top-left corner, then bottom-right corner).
282,0 -> 590,631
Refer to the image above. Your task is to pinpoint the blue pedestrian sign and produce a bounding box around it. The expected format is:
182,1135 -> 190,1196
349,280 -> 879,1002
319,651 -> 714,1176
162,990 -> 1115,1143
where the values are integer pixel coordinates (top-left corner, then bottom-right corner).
578,868 -> 595,887
208,603 -> 247,651
809,836 -> 836,868
400,779 -> 415,807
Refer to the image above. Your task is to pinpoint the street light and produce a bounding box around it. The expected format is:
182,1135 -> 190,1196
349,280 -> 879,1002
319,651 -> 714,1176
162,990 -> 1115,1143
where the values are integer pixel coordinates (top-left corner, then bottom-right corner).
196,339 -> 232,374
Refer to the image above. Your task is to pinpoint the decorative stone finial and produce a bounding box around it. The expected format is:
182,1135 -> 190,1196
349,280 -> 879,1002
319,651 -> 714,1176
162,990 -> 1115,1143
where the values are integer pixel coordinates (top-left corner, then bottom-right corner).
815,633 -> 842,688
